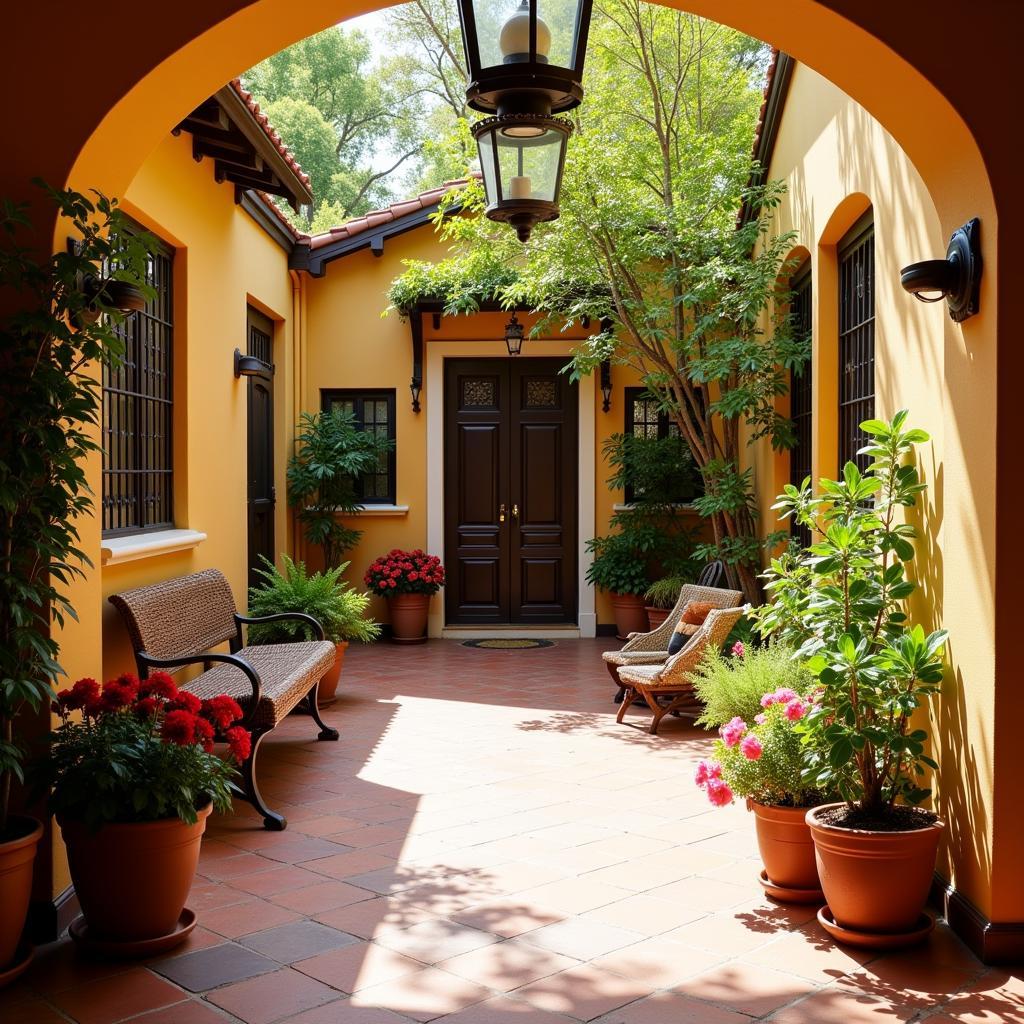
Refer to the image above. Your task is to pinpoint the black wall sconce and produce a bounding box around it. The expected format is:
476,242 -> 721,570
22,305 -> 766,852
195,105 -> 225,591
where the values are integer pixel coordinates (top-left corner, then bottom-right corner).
505,313 -> 525,356
900,218 -> 981,323
410,379 -> 422,413
600,358 -> 612,413
234,348 -> 271,377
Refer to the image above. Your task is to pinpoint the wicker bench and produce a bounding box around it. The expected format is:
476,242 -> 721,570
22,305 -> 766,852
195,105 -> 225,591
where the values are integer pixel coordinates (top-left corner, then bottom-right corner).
110,568 -> 339,831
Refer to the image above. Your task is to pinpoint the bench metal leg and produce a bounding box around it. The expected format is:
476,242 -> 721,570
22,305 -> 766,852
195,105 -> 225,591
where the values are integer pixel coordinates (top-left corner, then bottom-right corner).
307,686 -> 339,741
239,727 -> 287,831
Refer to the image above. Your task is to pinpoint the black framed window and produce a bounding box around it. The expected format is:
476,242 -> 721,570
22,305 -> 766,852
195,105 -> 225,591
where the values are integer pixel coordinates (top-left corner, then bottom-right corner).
838,214 -> 875,474
624,388 -> 700,504
789,265 -> 813,546
321,389 -> 396,504
101,223 -> 174,535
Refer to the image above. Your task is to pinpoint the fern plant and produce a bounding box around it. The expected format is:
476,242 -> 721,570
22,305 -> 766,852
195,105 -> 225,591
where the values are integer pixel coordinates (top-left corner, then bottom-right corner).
247,556 -> 380,645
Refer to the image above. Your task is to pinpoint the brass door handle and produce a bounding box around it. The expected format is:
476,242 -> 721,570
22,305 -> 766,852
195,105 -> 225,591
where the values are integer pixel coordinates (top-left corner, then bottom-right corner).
512,503 -> 519,519
499,503 -> 506,523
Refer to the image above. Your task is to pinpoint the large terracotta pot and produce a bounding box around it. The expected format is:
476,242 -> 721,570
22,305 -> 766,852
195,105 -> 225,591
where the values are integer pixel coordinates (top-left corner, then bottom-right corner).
749,800 -> 822,900
317,640 -> 349,706
611,592 -> 649,640
59,801 -> 211,942
389,593 -> 430,644
645,606 -> 671,632
806,803 -> 944,934
0,815 -> 43,974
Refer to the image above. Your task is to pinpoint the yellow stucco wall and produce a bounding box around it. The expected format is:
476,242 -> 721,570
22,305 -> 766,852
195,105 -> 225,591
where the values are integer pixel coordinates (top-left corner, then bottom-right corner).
751,63 -> 997,917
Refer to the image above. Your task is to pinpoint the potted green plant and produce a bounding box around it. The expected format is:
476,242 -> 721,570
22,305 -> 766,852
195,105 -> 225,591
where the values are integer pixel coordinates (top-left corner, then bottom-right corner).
643,575 -> 690,631
364,550 -> 445,643
37,673 -> 249,956
287,408 -> 394,570
0,186 -> 151,984
586,530 -> 651,639
694,673 -> 827,903
755,411 -> 947,948
247,555 -> 380,705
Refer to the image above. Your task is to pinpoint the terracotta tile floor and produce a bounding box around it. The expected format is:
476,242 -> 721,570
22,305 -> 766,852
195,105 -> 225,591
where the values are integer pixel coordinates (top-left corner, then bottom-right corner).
4,638 -> 1024,1023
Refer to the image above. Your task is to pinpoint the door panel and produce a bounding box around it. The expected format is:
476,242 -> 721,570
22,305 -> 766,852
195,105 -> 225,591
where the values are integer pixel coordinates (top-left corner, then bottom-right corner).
246,307 -> 275,591
444,357 -> 576,625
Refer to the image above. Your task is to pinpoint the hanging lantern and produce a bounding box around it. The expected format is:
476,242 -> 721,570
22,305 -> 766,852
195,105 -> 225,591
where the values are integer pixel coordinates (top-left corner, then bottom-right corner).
504,312 -> 526,355
458,0 -> 592,240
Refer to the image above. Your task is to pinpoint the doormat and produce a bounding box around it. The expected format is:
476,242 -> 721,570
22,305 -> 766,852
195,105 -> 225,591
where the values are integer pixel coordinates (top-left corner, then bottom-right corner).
461,638 -> 556,650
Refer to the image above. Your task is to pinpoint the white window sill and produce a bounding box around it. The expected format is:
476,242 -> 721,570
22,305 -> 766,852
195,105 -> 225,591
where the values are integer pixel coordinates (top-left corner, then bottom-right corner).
101,529 -> 207,566
612,502 -> 698,513
346,504 -> 409,517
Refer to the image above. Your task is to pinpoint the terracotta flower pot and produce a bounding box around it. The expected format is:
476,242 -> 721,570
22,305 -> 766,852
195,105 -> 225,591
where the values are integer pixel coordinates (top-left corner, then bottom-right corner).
806,802 -> 944,935
748,800 -> 822,901
0,815 -> 43,975
389,592 -> 430,643
645,606 -> 671,632
611,592 -> 649,640
59,801 -> 212,943
317,640 -> 348,706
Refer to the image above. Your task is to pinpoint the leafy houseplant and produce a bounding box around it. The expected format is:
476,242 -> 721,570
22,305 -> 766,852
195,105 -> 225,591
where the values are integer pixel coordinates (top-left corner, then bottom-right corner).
364,549 -> 445,644
0,185 -> 151,976
247,556 -> 380,704
40,673 -> 249,951
694,682 -> 825,901
287,409 -> 394,570
755,411 -> 948,941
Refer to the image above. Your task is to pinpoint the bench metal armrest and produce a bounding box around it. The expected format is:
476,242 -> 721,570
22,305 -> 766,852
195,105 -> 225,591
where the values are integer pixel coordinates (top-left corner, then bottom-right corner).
234,612 -> 326,642
139,652 -> 263,728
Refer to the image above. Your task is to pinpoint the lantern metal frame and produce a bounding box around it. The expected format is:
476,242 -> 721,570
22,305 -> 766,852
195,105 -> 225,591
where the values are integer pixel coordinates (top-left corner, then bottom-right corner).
472,112 -> 572,242
504,312 -> 526,355
457,0 -> 593,116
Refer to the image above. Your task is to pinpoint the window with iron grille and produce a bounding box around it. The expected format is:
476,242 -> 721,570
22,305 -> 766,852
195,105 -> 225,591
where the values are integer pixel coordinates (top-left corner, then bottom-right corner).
623,387 -> 700,504
101,223 -> 174,535
838,215 -> 875,474
789,265 -> 813,546
321,390 -> 396,504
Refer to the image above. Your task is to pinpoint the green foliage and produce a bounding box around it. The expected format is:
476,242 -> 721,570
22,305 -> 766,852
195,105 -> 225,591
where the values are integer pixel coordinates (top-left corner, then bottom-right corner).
0,184 -> 151,837
752,412 -> 947,817
286,409 -> 394,570
584,532 -> 650,595
388,4 -> 806,603
247,556 -> 380,645
707,698 -> 826,809
693,643 -> 812,727
644,576 -> 690,610
603,431 -> 701,507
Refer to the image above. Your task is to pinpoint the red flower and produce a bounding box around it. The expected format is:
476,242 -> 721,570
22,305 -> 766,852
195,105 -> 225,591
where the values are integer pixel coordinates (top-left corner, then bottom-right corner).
168,691 -> 202,715
134,696 -> 159,719
201,695 -> 243,730
140,672 -> 178,700
100,675 -> 139,711
56,676 -> 101,713
161,710 -> 197,746
194,716 -> 215,753
226,725 -> 252,762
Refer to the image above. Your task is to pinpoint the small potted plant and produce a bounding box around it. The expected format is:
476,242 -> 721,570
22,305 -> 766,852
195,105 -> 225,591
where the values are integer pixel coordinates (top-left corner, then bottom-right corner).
37,672 -> 250,956
694,671 -> 826,903
756,411 -> 947,948
247,555 -> 380,705
643,575 -> 689,631
586,531 -> 651,639
364,549 -> 445,643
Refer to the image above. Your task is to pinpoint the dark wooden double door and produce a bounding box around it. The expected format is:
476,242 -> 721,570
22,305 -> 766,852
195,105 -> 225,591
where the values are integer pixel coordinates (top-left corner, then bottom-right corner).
445,358 -> 577,625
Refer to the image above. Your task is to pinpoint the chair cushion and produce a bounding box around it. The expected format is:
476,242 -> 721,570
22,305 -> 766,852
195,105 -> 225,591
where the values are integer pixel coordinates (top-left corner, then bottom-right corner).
183,641 -> 336,730
617,663 -> 664,686
681,601 -> 715,625
603,649 -> 668,667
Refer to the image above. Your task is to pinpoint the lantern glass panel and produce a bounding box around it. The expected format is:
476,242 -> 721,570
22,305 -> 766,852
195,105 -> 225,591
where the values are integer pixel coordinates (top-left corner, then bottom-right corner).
468,0 -> 582,71
478,130 -> 499,205
536,0 -> 579,68
495,129 -> 565,202
471,0 -> 517,70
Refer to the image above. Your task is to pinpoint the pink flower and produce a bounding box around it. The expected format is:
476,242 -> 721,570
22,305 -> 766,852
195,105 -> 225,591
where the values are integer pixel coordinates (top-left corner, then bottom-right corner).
694,759 -> 722,787
761,687 -> 799,708
731,641 -> 745,657
706,778 -> 734,807
719,716 -> 747,748
784,698 -> 807,722
754,713 -> 767,725
740,734 -> 763,760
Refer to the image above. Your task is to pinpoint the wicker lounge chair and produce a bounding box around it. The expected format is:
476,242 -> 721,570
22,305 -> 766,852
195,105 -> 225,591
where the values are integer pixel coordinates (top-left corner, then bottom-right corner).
616,605 -> 746,734
602,579 -> 743,702
110,569 -> 338,831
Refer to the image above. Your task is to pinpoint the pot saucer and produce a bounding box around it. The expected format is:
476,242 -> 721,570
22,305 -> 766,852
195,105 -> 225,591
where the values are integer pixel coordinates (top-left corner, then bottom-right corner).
758,869 -> 825,905
0,941 -> 34,988
69,907 -> 197,959
817,904 -> 935,949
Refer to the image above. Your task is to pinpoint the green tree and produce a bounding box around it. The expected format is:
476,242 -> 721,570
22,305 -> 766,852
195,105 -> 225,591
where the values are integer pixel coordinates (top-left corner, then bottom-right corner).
389,3 -> 804,603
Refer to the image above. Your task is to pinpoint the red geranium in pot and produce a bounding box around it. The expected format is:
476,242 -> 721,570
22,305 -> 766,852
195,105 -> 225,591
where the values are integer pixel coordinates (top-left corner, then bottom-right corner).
37,672 -> 251,956
365,549 -> 445,644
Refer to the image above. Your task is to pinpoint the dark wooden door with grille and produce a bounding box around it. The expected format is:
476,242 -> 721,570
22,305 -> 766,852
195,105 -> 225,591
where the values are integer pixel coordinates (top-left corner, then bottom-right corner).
444,358 -> 577,625
246,307 -> 275,591
838,216 -> 875,473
